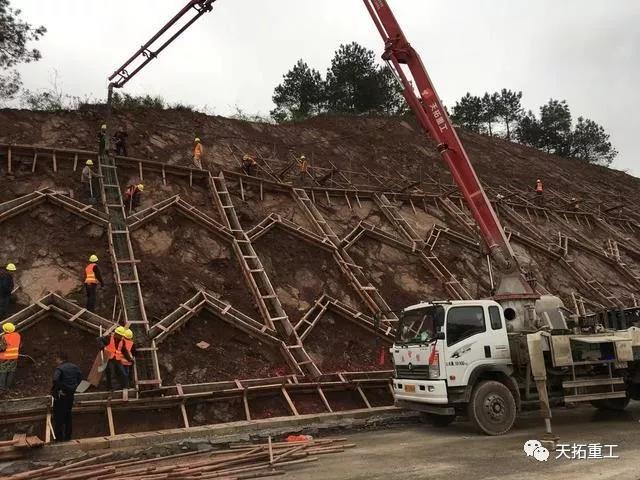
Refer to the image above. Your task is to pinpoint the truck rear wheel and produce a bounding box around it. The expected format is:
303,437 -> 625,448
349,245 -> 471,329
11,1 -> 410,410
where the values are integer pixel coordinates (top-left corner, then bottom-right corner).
468,380 -> 516,435
590,396 -> 630,412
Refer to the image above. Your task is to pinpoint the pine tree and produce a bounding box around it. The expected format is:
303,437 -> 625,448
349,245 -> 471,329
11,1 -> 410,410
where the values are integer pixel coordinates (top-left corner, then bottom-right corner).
270,59 -> 325,122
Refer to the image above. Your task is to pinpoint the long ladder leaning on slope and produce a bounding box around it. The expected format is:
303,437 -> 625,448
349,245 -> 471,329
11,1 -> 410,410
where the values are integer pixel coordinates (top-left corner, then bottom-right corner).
97,151 -> 161,389
292,188 -> 399,328
209,173 -> 321,378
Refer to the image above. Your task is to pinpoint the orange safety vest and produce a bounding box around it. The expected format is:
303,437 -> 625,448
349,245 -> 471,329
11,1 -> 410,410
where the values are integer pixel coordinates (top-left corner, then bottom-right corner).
298,158 -> 308,173
0,332 -> 21,361
85,264 -> 98,285
121,339 -> 134,366
536,181 -> 544,192
104,334 -> 124,362
193,143 -> 203,159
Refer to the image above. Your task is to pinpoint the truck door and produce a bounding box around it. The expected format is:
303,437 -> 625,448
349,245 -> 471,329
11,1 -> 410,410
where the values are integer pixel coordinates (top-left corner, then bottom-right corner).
444,305 -> 492,388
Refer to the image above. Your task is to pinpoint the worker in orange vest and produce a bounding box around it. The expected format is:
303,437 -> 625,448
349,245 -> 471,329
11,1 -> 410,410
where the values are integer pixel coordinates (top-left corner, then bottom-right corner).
193,137 -> 204,169
84,255 -> 104,313
0,322 -> 21,390
97,326 -> 130,390
297,155 -> 308,184
121,329 -> 136,387
242,154 -> 257,176
535,178 -> 544,205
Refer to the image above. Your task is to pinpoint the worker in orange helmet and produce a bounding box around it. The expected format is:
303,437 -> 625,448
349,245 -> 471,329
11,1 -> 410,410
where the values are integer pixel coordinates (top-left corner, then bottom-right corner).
534,178 -> 544,206
0,322 -> 21,390
193,137 -> 204,169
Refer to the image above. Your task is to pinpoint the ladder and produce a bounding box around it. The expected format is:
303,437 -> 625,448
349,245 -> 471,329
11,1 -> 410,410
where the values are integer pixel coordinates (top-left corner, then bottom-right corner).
292,189 -> 398,328
438,196 -> 478,237
373,193 -> 424,250
209,173 -> 321,378
97,153 -> 161,390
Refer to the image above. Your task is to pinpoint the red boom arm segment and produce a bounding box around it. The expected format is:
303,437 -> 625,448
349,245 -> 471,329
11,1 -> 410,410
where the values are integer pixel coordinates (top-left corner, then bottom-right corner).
363,0 -> 516,274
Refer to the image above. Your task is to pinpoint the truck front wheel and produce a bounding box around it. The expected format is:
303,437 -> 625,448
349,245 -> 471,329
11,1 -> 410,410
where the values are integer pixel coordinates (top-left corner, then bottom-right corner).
468,380 -> 516,435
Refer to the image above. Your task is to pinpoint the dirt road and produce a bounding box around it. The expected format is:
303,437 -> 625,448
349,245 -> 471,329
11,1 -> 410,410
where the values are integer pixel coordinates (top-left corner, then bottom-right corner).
296,403 -> 640,480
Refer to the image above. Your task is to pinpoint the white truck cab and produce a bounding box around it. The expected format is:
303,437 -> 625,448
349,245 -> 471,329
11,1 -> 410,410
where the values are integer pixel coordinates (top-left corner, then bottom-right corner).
392,300 -> 520,434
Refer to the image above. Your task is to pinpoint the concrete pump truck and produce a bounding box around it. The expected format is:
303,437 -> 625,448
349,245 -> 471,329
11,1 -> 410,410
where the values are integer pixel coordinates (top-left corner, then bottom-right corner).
363,1 -> 640,436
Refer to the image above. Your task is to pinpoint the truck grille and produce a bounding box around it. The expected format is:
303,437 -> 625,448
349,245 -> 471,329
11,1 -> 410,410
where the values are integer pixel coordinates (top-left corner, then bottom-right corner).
395,365 -> 430,380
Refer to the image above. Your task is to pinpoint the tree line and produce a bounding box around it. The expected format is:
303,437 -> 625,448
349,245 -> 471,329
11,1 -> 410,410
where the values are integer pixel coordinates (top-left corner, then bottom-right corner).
451,90 -> 617,166
270,42 -> 406,122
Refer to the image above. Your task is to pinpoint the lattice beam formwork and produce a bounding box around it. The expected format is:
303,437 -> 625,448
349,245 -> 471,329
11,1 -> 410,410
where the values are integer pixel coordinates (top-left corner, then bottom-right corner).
97,152 -> 161,389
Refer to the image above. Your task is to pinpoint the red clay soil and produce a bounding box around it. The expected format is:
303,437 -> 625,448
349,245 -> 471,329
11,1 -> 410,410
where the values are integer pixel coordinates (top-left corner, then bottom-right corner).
361,386 -> 394,407
248,393 -> 290,420
113,407 -> 183,434
323,389 -> 367,411
0,316 -> 101,400
159,309 -> 291,385
304,312 -> 393,372
0,204 -> 118,318
132,213 -> 260,322
347,236 -> 449,311
253,228 -> 366,321
289,391 -> 328,415
186,398 -> 246,426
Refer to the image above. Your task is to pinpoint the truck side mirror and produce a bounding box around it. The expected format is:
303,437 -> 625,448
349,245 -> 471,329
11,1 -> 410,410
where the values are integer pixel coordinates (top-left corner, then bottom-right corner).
435,331 -> 445,340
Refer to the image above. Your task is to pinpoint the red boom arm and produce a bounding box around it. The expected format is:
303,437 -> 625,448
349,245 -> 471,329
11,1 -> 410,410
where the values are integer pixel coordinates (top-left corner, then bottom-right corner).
363,0 -> 517,275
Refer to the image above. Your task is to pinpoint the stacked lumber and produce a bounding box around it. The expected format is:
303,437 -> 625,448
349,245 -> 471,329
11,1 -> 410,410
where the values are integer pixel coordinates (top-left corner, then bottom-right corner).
0,434 -> 44,461
5,437 -> 352,480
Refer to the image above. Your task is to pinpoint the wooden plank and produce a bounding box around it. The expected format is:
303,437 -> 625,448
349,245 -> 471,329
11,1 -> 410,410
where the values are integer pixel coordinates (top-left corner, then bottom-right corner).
281,386 -> 299,416
7,147 -> 11,174
357,386 -> 372,409
317,386 -> 332,412
106,405 -> 115,437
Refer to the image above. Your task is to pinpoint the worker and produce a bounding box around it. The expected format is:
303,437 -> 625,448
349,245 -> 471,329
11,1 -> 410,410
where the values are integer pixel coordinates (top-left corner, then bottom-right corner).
98,124 -> 107,155
535,178 -> 544,206
297,155 -> 308,184
0,322 -> 20,390
124,183 -> 144,213
84,255 -> 104,313
0,263 -> 16,320
80,159 -> 102,202
113,130 -> 128,157
121,329 -> 136,387
193,137 -> 204,169
51,352 -> 82,442
97,326 -> 129,390
242,154 -> 257,176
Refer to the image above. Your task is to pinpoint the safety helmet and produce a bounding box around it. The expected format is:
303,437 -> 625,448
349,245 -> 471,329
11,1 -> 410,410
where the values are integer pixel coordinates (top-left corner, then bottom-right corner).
243,154 -> 250,160
124,329 -> 134,340
115,326 -> 126,336
300,155 -> 306,160
89,254 -> 98,263
2,323 -> 15,334
194,137 -> 201,143
537,179 -> 541,182
86,159 -> 94,166
137,184 -> 144,192
101,124 -> 107,130
6,263 -> 16,272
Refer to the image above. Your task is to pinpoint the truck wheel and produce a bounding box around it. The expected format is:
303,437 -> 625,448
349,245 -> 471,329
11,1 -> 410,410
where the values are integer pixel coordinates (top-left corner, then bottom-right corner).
422,413 -> 456,427
590,397 -> 630,411
468,380 -> 516,436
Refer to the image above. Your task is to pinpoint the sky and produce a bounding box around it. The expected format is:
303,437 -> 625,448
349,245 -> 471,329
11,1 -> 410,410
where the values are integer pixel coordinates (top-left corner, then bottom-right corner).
11,0 -> 640,175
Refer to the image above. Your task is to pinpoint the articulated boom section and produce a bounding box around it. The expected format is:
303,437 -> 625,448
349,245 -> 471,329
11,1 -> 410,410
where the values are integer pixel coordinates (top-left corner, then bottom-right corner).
363,1 -> 521,283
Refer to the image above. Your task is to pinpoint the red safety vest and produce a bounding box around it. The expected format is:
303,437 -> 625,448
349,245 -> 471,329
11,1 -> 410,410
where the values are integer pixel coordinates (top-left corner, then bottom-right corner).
121,339 -> 134,366
104,334 -> 124,362
85,264 -> 98,285
0,332 -> 21,361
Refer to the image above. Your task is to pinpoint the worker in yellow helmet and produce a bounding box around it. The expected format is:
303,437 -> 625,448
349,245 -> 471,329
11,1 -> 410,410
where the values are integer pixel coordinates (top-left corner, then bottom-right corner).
81,159 -> 102,202
84,255 -> 104,312
97,325 -> 130,390
98,124 -> 108,155
120,329 -> 136,386
242,154 -> 257,176
193,137 -> 204,169
0,322 -> 21,390
0,264 -> 16,320
297,154 -> 308,185
124,183 -> 144,213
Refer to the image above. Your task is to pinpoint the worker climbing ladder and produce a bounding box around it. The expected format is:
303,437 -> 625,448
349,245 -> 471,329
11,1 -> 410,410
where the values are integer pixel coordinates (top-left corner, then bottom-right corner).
208,173 -> 321,378
97,152 -> 161,389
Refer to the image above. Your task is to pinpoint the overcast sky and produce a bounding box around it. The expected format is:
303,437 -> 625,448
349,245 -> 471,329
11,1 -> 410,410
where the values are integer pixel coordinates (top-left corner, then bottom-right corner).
13,0 -> 640,174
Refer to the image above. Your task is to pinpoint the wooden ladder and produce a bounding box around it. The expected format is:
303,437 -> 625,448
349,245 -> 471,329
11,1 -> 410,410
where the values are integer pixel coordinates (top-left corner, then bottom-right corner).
373,193 -> 423,250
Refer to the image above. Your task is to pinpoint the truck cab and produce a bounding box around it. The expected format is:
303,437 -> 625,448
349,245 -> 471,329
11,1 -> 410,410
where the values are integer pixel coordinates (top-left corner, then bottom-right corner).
392,300 -> 520,435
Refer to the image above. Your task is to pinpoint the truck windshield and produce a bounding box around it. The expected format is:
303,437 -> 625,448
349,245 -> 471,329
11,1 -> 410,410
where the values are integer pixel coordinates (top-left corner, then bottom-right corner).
396,306 -> 444,344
